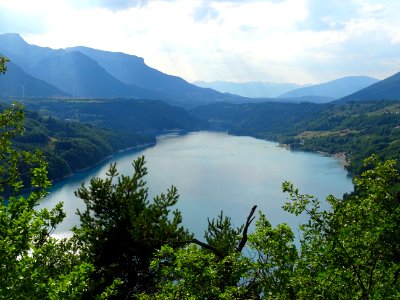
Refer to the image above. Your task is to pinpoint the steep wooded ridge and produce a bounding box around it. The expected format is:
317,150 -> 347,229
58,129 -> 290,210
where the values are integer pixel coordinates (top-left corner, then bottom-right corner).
3,97 -> 203,181
337,71 -> 400,102
0,33 -> 246,107
8,105 -> 154,181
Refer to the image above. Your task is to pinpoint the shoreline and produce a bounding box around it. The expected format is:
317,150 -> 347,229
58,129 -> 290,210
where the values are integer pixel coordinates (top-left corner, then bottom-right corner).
51,141 -> 156,183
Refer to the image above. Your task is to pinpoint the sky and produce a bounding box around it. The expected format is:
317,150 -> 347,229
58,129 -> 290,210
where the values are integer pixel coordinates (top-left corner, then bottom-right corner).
1,0 -> 400,84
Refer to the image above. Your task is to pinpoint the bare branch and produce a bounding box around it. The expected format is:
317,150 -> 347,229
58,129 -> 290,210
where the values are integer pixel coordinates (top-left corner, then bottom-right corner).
237,205 -> 257,253
191,238 -> 224,258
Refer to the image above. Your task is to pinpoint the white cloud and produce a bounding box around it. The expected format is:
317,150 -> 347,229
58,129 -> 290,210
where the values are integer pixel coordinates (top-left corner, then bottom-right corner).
1,0 -> 400,83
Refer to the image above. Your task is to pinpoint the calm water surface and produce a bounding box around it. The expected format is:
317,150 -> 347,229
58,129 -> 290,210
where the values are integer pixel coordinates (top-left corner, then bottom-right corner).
39,131 -> 353,238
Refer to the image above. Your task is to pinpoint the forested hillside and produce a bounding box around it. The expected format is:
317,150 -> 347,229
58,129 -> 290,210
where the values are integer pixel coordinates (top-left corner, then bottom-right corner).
20,98 -> 205,133
2,102 -> 399,298
9,106 -> 154,180
0,96 -> 206,181
286,101 -> 400,175
1,54 -> 399,299
192,100 -> 400,176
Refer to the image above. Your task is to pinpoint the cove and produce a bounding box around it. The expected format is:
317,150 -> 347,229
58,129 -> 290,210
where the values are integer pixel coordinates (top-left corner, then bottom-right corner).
39,131 -> 354,238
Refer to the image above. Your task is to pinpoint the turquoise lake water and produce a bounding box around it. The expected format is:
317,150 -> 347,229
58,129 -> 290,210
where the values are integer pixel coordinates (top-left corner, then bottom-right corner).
39,131 -> 353,239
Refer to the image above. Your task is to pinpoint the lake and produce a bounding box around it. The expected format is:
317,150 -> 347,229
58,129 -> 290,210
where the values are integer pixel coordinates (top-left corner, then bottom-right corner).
39,131 -> 353,239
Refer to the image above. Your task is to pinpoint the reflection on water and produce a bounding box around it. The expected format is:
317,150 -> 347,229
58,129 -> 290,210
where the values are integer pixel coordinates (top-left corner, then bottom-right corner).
39,131 -> 353,238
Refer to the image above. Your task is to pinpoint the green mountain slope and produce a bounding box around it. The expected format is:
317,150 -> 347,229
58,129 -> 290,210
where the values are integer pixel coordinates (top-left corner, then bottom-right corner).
338,72 -> 400,102
192,100 -> 400,175
2,105 -> 154,181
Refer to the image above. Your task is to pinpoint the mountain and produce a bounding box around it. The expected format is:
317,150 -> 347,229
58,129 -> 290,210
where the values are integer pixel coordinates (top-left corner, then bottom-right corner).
338,72 -> 400,102
67,46 -> 244,105
192,80 -> 303,98
29,50 -> 165,98
0,33 -> 165,99
278,76 -> 379,102
0,33 -> 249,106
0,61 -> 68,97
23,98 -> 205,134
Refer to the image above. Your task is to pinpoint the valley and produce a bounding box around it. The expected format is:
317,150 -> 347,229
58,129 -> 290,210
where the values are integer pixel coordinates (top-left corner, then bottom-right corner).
1,29 -> 400,299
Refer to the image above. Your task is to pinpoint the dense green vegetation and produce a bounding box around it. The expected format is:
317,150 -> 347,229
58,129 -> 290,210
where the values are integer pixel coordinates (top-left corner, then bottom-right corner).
192,100 -> 400,176
1,57 -> 399,299
1,100 -> 399,299
191,101 -> 321,139
138,155 -> 400,299
0,103 -> 92,299
2,97 -> 205,182
73,157 -> 192,298
6,106 -> 155,181
287,101 -> 400,175
19,98 -> 204,133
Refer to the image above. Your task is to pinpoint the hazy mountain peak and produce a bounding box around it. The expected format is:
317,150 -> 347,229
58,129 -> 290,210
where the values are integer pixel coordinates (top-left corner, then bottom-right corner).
337,71 -> 400,103
0,33 -> 247,106
67,46 -> 145,65
278,76 -> 379,101
193,80 -> 303,98
0,61 -> 68,97
0,33 -> 25,43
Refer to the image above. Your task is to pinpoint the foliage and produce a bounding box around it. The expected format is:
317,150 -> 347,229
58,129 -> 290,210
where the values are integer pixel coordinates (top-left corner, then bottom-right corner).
193,100 -> 400,176
72,156 -> 193,298
139,209 -> 257,300
248,213 -> 298,299
10,110 -> 155,181
140,155 -> 400,299
0,102 -> 91,299
282,154 -> 400,299
0,57 -> 92,299
0,56 -> 9,74
140,245 -> 251,300
18,98 -> 204,134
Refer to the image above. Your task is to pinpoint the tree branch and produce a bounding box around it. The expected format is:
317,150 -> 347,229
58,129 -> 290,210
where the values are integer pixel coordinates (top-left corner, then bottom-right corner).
237,205 -> 257,253
191,238 -> 224,258
173,205 -> 258,259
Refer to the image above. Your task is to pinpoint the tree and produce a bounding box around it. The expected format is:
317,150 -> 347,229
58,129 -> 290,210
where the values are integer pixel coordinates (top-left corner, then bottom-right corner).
0,57 -> 92,299
282,154 -> 400,299
139,209 -> 257,300
0,56 -> 9,74
72,156 -> 193,298
140,155 -> 400,299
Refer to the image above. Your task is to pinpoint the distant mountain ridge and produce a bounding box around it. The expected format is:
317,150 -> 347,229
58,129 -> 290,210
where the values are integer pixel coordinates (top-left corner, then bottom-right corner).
0,33 -> 246,106
192,80 -> 303,98
0,33 -> 167,99
2,33 -> 399,106
0,61 -> 68,97
338,72 -> 400,102
278,76 -> 379,102
67,46 -> 225,101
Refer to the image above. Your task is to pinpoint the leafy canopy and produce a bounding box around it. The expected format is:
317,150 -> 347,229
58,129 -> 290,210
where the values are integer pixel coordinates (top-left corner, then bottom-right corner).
73,156 -> 193,298
0,56 -> 92,299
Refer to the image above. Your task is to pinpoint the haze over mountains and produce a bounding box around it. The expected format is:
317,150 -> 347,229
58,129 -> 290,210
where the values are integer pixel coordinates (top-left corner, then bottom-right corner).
193,77 -> 381,102
278,76 -> 379,103
0,61 -> 67,97
193,81 -> 303,98
338,71 -> 400,103
1,33 -> 400,105
0,33 -> 243,106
